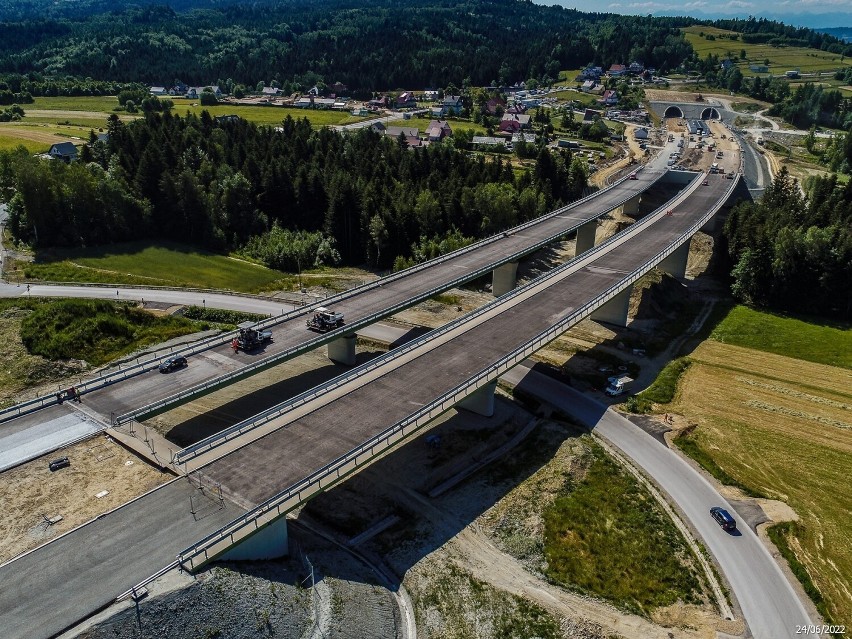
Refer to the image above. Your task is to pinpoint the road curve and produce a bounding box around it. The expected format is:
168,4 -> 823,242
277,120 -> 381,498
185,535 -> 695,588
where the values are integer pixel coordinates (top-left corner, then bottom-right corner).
501,364 -> 818,639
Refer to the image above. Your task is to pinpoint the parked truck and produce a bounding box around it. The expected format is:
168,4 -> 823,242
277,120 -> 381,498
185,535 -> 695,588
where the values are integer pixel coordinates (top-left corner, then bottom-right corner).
604,374 -> 634,397
236,321 -> 273,350
306,307 -> 345,332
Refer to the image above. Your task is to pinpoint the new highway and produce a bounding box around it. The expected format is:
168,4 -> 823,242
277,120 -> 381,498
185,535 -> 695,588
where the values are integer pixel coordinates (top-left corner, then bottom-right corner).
0,159 -> 741,639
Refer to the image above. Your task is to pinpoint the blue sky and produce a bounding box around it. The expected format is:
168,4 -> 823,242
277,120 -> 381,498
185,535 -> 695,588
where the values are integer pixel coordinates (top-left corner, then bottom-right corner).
533,0 -> 852,29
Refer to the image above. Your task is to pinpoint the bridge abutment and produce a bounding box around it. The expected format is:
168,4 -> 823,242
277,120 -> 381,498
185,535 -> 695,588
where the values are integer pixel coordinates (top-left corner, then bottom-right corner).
574,220 -> 597,255
658,241 -> 690,279
328,333 -> 357,366
590,285 -> 632,327
492,261 -> 519,297
219,516 -> 289,561
458,380 -> 497,417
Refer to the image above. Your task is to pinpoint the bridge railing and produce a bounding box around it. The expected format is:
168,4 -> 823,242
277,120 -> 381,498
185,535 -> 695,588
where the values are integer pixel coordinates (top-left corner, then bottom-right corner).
1,168 -> 653,426
175,173 -> 737,571
171,169 -> 696,464
120,169 -> 664,425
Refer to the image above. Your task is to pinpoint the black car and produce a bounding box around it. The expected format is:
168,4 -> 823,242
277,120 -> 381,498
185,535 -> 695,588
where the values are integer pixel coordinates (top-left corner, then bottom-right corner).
710,506 -> 737,531
158,356 -> 188,373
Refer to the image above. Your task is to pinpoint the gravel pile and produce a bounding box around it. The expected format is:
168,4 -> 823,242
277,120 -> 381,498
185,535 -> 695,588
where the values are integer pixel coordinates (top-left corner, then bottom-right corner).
77,560 -> 311,639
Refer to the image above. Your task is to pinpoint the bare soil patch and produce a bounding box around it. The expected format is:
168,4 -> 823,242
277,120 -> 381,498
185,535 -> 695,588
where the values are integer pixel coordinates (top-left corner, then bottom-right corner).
0,435 -> 170,564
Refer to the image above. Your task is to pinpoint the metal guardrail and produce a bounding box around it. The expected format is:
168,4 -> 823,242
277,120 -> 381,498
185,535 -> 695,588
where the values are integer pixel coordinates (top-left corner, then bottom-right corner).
119,168 -> 664,424
176,173 -> 738,570
1,167 -> 656,426
172,170 -> 688,464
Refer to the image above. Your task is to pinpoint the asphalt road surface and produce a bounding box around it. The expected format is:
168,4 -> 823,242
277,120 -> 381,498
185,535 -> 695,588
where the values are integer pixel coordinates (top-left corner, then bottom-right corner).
502,364 -> 817,639
0,165 -> 721,639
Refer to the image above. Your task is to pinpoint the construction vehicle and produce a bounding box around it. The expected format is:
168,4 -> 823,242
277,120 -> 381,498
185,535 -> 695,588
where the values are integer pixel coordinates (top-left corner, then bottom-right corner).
236,321 -> 273,350
306,307 -> 345,332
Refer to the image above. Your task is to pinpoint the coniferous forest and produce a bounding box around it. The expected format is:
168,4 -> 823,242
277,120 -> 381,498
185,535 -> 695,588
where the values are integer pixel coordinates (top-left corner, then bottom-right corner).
0,112 -> 586,269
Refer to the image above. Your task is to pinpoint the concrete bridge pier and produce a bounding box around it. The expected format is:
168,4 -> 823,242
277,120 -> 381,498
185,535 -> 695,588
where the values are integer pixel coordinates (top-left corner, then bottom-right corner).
328,333 -> 357,366
658,240 -> 690,279
458,380 -> 498,417
620,194 -> 641,217
574,220 -> 597,256
219,516 -> 289,562
492,261 -> 519,297
590,285 -> 632,327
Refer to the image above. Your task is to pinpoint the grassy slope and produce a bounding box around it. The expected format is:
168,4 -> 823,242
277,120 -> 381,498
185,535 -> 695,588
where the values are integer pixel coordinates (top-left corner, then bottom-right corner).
709,305 -> 851,369
682,26 -> 852,77
543,441 -> 703,615
668,305 -> 852,626
21,241 -> 291,292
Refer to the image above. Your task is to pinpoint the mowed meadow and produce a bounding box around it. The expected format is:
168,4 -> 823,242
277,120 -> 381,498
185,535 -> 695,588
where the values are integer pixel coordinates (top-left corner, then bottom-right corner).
682,26 -> 852,77
670,306 -> 852,626
0,95 -> 369,153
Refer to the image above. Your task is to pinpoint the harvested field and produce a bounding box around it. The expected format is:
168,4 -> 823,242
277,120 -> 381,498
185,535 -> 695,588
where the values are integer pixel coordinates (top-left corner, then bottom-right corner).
0,435 -> 170,564
671,339 -> 852,625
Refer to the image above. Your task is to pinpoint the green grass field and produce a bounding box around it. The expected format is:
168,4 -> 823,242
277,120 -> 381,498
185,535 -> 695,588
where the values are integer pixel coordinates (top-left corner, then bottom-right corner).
170,99 -> 366,127
709,305 -> 851,368
683,26 -> 852,77
663,305 -> 852,626
21,241 -> 291,292
543,442 -> 703,615
27,96 -> 123,112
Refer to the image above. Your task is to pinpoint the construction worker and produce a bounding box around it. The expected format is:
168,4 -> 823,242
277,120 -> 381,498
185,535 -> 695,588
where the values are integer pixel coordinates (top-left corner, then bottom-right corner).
231,337 -> 239,354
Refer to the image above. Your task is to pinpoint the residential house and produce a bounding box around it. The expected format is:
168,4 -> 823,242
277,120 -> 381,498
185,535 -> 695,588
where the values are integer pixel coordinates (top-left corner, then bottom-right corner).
511,132 -> 536,144
628,61 -> 644,74
582,108 -> 602,123
48,142 -> 78,162
485,97 -> 506,115
395,92 -> 417,109
371,122 -> 386,133
423,90 -> 439,100
429,106 -> 444,118
262,86 -> 281,97
608,64 -> 627,77
505,104 -> 526,115
579,66 -> 603,80
471,136 -> 508,149
385,126 -> 419,139
498,119 -> 522,134
633,128 -> 649,140
580,80 -> 596,92
720,59 -> 734,71
369,95 -> 390,109
441,95 -> 463,116
501,113 -> 531,129
426,120 -> 452,141
600,90 -> 619,106
186,85 -> 222,99
149,86 -> 167,96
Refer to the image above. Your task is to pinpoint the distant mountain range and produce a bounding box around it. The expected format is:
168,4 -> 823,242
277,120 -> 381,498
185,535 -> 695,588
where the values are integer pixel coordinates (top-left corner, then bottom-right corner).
815,27 -> 852,42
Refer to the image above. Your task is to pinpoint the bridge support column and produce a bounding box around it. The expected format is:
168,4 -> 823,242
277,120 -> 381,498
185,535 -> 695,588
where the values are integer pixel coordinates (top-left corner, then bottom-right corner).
458,380 -> 497,417
620,194 -> 641,217
492,262 -> 519,297
328,333 -> 357,366
574,220 -> 597,256
590,285 -> 632,327
658,240 -> 690,279
220,516 -> 289,561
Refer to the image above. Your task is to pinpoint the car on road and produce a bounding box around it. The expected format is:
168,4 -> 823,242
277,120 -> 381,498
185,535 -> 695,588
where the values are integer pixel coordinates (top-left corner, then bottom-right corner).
629,172 -> 637,180
158,356 -> 188,373
710,506 -> 737,531
702,179 -> 709,185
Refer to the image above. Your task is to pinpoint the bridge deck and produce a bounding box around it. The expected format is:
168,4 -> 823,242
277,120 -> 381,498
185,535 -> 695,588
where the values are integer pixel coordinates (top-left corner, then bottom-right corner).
0,157 -> 736,639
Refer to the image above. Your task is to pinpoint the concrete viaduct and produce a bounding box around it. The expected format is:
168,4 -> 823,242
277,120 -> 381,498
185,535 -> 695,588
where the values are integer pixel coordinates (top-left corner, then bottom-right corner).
0,138 -> 744,638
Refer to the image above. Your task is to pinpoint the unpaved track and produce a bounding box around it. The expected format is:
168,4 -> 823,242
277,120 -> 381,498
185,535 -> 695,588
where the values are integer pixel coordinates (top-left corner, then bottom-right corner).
393,486 -> 708,639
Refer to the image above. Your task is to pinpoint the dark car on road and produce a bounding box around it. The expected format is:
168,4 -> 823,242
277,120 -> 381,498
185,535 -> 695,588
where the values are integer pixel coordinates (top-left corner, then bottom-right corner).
158,356 -> 188,373
49,457 -> 70,472
710,506 -> 737,531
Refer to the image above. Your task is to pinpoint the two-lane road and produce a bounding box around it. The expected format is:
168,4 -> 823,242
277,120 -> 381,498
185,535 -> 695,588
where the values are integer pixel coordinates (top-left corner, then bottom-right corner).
502,365 -> 817,639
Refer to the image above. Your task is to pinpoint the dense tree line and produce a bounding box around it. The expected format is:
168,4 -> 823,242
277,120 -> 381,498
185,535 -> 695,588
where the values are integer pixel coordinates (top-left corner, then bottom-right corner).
724,167 -> 852,318
767,84 -> 852,130
0,110 -> 587,269
0,0 -> 694,91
